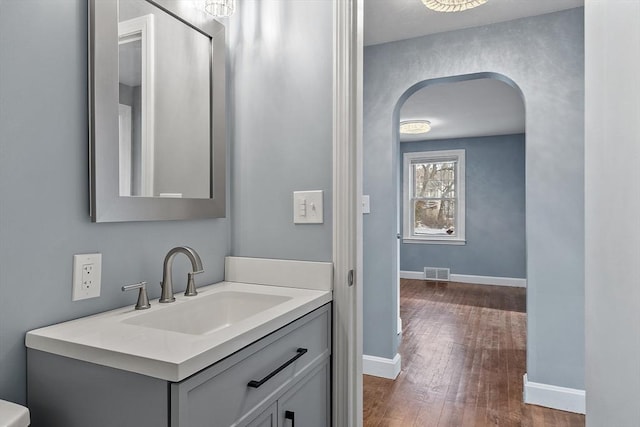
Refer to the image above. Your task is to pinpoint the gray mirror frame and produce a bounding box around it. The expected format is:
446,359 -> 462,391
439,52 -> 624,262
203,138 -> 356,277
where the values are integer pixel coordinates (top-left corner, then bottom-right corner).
89,0 -> 226,222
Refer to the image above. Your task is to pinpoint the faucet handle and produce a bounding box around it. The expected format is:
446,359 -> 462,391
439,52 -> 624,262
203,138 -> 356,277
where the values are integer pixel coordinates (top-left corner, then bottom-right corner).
122,282 -> 151,310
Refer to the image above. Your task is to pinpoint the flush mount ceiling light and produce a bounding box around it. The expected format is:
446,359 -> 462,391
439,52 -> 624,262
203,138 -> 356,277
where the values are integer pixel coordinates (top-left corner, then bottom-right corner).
400,120 -> 432,134
204,0 -> 235,17
421,0 -> 487,13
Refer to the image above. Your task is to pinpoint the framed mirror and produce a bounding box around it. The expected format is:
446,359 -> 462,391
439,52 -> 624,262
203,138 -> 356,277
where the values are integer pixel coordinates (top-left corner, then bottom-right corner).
89,0 -> 226,222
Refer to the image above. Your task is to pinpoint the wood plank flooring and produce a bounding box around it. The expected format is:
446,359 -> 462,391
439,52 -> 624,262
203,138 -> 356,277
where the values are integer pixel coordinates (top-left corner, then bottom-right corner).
363,279 -> 585,427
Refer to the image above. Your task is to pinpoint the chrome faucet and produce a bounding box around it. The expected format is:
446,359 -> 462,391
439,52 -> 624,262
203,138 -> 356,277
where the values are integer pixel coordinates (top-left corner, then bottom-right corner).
159,246 -> 204,303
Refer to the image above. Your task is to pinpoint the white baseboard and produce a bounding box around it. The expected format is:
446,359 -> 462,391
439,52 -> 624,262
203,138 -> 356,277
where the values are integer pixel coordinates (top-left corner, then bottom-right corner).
399,270 -> 425,280
523,374 -> 586,414
363,353 -> 401,379
451,274 -> 526,288
399,270 -> 527,288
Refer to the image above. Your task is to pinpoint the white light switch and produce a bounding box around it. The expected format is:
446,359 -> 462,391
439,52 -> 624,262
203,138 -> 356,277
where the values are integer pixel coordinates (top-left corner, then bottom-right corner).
362,195 -> 370,214
293,190 -> 324,224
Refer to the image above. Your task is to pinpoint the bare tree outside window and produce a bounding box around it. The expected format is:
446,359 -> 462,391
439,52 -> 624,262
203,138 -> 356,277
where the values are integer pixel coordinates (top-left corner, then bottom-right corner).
403,149 -> 465,243
412,160 -> 457,236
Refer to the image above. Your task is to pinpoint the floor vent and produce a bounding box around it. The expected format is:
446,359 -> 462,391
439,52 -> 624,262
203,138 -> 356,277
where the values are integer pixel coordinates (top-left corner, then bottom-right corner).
424,267 -> 450,282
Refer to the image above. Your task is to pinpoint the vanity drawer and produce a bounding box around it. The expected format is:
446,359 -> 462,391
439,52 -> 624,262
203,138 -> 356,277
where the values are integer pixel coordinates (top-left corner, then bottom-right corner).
170,303 -> 331,427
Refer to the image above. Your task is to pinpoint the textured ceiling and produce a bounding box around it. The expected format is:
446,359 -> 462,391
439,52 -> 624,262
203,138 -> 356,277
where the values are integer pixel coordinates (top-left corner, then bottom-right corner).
369,0 -> 583,141
399,78 -> 525,142
364,0 -> 584,47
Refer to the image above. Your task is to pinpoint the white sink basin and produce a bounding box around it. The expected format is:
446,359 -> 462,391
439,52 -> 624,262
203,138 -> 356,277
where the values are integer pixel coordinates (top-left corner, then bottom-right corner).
123,291 -> 292,335
25,281 -> 332,382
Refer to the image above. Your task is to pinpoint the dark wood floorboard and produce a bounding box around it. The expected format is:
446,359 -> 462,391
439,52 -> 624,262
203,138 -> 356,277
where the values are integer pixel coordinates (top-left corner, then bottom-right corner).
363,279 -> 585,427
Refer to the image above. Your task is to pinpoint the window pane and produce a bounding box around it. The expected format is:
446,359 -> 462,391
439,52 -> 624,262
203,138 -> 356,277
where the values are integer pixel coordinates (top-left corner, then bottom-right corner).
414,199 -> 456,236
412,161 -> 456,199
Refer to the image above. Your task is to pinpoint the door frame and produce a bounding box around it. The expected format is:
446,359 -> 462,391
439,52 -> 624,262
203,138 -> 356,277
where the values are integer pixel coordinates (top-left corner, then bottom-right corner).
332,0 -> 363,426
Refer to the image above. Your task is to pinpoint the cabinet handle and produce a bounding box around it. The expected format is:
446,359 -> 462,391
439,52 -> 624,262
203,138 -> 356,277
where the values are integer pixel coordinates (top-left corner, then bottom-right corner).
285,410 -> 295,427
247,348 -> 308,388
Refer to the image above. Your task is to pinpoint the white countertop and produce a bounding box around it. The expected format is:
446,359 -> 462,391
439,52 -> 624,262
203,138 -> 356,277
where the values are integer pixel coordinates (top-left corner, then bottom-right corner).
25,281 -> 332,382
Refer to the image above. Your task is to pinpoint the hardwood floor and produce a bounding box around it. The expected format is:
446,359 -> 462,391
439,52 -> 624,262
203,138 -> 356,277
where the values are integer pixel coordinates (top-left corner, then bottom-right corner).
363,279 -> 585,427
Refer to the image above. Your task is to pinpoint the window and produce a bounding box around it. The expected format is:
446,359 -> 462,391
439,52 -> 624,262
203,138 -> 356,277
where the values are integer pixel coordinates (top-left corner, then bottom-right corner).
403,150 -> 465,244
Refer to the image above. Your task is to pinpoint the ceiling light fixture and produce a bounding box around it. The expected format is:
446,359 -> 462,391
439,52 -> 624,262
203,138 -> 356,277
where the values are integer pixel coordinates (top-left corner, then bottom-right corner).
400,120 -> 432,134
421,0 -> 487,13
204,0 -> 235,17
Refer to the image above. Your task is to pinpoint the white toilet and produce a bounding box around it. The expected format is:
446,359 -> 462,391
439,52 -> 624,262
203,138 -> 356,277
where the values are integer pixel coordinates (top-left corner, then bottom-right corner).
0,400 -> 29,427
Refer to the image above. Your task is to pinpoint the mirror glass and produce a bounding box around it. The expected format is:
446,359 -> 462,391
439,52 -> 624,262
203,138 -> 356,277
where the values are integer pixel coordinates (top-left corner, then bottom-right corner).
118,0 -> 210,199
89,0 -> 226,222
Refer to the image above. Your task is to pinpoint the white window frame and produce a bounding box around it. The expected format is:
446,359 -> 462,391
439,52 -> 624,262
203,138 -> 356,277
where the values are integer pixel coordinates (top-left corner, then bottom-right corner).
402,149 -> 466,245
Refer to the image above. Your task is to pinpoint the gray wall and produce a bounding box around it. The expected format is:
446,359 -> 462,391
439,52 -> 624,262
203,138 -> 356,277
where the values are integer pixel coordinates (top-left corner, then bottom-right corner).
227,0 -> 333,262
364,8 -> 585,390
0,0 -> 334,407
400,134 -> 526,279
585,1 -> 640,425
0,0 -> 229,405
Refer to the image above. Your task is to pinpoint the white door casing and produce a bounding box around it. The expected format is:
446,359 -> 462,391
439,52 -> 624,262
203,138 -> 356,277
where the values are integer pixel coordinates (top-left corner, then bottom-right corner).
332,0 -> 363,426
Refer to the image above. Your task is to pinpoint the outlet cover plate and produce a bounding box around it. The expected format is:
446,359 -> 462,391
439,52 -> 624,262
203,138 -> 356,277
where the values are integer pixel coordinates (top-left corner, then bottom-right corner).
72,253 -> 102,301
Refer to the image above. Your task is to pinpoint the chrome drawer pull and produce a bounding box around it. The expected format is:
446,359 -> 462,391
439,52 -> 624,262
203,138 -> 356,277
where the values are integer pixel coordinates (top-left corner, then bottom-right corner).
247,348 -> 308,388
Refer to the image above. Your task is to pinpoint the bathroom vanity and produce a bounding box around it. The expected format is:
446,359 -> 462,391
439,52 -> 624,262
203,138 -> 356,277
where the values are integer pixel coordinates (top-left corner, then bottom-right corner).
27,303 -> 330,427
26,257 -> 333,427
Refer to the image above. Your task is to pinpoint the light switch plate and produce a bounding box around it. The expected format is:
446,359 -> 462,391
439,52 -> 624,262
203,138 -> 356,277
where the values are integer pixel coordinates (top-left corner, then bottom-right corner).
362,195 -> 370,214
72,253 -> 102,301
293,190 -> 324,224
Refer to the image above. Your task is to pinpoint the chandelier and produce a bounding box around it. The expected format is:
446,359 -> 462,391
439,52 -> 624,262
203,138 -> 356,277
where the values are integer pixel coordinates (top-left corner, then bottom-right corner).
204,0 -> 235,17
421,0 -> 487,13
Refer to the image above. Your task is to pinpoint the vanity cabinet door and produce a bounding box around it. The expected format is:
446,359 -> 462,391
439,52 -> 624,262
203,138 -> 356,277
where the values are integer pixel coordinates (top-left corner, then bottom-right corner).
277,361 -> 330,427
245,404 -> 277,427
170,304 -> 331,427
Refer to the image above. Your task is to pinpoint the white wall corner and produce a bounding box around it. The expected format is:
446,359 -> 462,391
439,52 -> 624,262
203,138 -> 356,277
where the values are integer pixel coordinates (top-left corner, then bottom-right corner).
523,374 -> 586,415
362,354 -> 401,380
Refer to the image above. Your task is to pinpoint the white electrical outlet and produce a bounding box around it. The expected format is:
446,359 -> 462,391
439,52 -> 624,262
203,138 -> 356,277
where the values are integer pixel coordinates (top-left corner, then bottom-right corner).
72,253 -> 102,301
